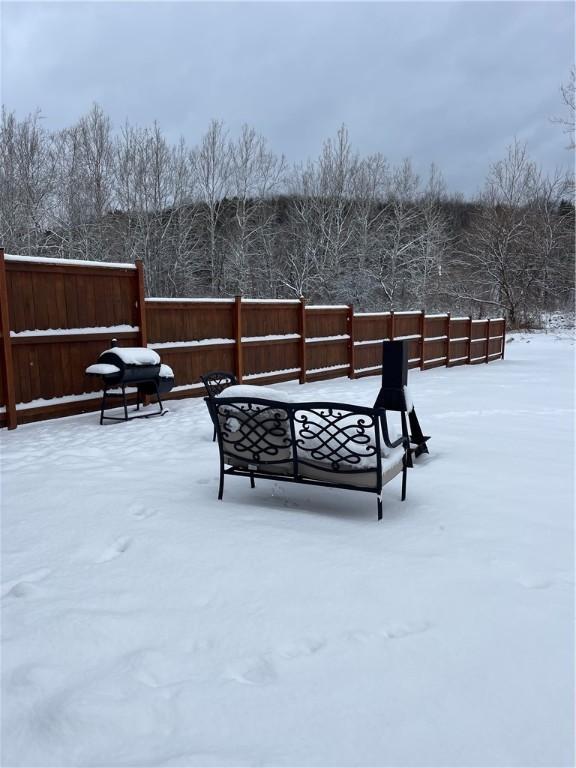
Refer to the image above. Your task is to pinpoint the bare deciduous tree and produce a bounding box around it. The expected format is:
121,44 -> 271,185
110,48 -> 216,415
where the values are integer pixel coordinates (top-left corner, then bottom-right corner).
192,120 -> 232,295
407,164 -> 451,310
0,108 -> 55,254
225,125 -> 285,295
282,126 -> 357,300
452,140 -> 572,325
368,159 -> 424,309
0,106 -> 573,321
552,68 -> 575,150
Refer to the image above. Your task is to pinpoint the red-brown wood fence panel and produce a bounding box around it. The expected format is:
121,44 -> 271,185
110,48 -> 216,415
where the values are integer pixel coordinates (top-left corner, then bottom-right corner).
145,298 -> 236,399
0,252 -> 506,429
0,251 -> 143,427
242,300 -> 301,384
304,305 -> 350,381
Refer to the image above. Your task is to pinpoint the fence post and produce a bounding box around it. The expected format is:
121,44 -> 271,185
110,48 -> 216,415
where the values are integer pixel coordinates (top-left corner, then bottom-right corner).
347,303 -> 355,379
299,297 -> 307,384
419,310 -> 425,370
135,259 -> 147,348
0,248 -> 17,429
467,315 -> 473,364
234,295 -> 243,383
501,317 -> 506,360
485,318 -> 491,363
390,310 -> 395,340
446,312 -> 451,367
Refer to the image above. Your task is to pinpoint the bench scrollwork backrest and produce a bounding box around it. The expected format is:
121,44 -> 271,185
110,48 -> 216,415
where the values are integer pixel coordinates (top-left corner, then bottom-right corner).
200,371 -> 238,399
294,404 -> 381,473
210,397 -> 292,466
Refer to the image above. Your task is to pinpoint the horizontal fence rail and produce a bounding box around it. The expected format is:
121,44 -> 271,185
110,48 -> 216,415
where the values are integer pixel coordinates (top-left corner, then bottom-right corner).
0,250 -> 505,428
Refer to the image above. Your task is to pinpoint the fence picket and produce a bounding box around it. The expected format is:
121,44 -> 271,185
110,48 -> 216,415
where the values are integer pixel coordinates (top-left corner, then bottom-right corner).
0,249 -> 17,429
348,303 -> 355,379
234,295 -> 243,383
299,297 -> 307,384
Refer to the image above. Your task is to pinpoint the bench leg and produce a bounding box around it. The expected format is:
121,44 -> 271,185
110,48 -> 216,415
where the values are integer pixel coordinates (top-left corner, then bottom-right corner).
377,495 -> 383,521
401,463 -> 407,501
401,411 -> 414,467
149,380 -> 164,415
100,390 -> 107,425
122,386 -> 129,421
218,457 -> 225,501
250,473 -> 255,489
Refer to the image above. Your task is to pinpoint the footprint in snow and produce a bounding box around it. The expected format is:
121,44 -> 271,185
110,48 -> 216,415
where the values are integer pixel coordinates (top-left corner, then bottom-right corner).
160,750 -> 255,767
129,648 -> 195,689
95,537 -> 132,563
379,620 -> 431,639
129,502 -> 157,519
276,637 -> 326,660
516,575 -> 554,590
226,636 -> 326,685
225,656 -> 277,686
1,567 -> 51,599
345,621 -> 431,644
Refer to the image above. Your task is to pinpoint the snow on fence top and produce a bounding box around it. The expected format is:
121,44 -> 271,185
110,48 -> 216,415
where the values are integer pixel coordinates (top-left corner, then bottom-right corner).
306,334 -> 350,343
244,368 -> 301,381
5,254 -> 137,270
355,312 -> 391,317
149,338 -> 234,350
149,297 -> 304,305
354,337 -> 391,346
146,297 -> 235,304
307,305 -> 349,310
11,325 -> 138,338
242,298 -> 301,304
308,363 -> 349,373
242,334 -> 301,343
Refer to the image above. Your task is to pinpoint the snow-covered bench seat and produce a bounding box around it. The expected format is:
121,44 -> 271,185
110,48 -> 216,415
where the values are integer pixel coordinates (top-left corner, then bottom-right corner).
207,385 -> 409,520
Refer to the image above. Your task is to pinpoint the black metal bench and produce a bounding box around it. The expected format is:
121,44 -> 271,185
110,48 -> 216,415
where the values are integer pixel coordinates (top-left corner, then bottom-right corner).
200,371 -> 238,440
208,392 -> 410,521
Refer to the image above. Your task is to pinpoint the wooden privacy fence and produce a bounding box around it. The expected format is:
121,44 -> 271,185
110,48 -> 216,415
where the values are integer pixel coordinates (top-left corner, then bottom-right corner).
0,250 -> 506,429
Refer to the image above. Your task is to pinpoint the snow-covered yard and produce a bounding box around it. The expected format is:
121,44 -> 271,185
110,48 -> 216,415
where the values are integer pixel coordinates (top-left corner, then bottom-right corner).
2,332 -> 574,767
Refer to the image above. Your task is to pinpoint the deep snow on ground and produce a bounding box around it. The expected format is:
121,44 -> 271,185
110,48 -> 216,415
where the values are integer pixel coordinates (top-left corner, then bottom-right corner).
1,331 -> 574,768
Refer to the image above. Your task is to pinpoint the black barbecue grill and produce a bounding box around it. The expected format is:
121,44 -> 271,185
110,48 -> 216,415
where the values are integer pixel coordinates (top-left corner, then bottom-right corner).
86,343 -> 174,423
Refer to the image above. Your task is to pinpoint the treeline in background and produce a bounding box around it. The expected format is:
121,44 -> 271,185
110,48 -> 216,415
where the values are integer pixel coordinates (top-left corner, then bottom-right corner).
1,105 -> 573,326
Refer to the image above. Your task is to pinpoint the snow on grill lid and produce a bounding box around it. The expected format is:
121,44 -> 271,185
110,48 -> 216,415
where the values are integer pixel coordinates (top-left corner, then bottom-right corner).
85,363 -> 121,376
159,364 -> 174,378
99,347 -> 161,366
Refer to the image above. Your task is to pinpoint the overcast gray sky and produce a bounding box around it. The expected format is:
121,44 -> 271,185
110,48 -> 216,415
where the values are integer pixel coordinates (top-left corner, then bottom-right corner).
1,1 -> 574,196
